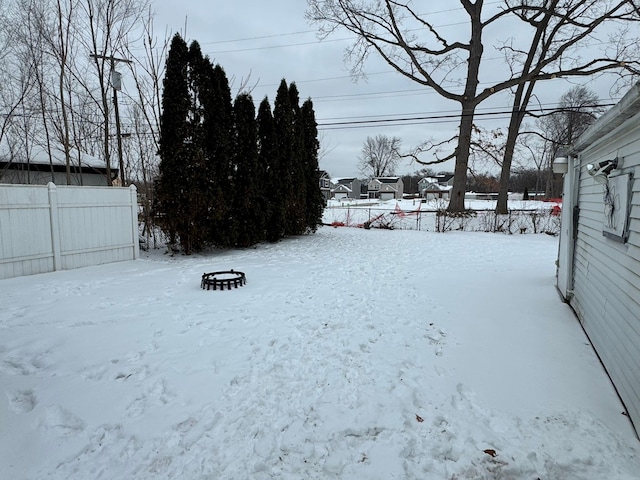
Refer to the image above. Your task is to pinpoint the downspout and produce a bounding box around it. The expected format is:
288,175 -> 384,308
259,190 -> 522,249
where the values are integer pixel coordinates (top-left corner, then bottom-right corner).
556,153 -> 580,301
566,154 -> 582,300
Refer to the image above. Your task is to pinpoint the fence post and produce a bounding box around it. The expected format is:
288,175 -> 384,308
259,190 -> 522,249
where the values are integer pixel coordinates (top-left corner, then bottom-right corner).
47,182 -> 61,271
130,184 -> 140,259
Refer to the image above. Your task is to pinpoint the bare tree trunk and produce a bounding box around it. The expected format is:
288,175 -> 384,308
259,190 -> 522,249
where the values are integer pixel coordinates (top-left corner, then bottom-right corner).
496,100 -> 528,214
449,103 -> 475,211
53,0 -> 73,184
448,0 -> 483,212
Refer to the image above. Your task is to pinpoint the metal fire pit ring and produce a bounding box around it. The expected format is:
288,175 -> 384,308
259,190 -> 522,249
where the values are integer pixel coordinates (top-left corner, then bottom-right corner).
201,270 -> 246,290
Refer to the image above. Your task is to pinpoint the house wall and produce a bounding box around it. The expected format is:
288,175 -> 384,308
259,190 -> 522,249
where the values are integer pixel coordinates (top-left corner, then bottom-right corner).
376,179 -> 404,200
0,183 -> 139,280
1,169 -> 109,186
565,119 -> 640,435
350,179 -> 362,199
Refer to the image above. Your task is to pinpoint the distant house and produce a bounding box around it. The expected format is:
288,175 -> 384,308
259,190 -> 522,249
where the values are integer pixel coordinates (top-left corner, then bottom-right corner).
318,170 -> 331,201
434,173 -> 455,187
556,81 -> 640,436
367,177 -> 404,200
418,176 -> 452,199
331,177 -> 361,200
0,143 -> 116,186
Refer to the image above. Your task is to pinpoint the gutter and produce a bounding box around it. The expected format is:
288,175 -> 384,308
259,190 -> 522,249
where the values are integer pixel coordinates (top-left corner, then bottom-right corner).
570,81 -> 640,155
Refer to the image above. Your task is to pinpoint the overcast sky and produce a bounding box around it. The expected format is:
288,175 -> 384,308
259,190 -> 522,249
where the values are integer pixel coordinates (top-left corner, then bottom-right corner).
151,0 -> 624,179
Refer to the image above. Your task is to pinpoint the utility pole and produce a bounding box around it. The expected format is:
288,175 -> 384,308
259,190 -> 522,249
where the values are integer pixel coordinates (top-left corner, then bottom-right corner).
89,53 -> 132,186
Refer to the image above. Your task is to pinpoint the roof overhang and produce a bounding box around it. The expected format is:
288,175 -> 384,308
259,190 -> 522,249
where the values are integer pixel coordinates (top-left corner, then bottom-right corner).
570,81 -> 640,154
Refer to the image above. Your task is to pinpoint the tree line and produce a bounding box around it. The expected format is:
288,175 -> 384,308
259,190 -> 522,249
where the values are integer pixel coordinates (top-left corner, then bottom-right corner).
392,167 -> 555,198
155,34 -> 325,254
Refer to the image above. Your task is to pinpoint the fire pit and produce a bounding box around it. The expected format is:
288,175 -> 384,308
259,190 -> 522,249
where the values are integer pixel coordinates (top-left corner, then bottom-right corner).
201,270 -> 246,290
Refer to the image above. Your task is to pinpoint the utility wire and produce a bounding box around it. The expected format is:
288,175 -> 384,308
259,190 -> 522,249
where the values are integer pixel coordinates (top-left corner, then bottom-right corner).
316,103 -> 616,130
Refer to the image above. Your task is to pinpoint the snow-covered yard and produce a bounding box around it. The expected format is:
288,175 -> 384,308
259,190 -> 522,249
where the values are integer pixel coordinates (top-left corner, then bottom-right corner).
1,226 -> 639,479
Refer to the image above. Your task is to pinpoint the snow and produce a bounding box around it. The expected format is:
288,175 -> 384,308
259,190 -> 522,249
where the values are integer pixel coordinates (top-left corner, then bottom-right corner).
1,226 -> 639,479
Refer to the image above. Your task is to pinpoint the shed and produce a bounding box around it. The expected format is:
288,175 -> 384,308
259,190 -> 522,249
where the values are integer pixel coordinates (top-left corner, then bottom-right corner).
0,144 -> 115,186
556,81 -> 640,436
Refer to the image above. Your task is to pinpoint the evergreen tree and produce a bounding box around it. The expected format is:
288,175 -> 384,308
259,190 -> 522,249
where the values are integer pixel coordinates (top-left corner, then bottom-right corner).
156,33 -> 192,252
184,41 -> 215,252
257,97 -> 282,242
232,93 -> 263,247
300,98 -> 324,232
271,80 -> 294,240
286,82 -> 307,236
205,64 -> 235,247
157,38 -> 320,250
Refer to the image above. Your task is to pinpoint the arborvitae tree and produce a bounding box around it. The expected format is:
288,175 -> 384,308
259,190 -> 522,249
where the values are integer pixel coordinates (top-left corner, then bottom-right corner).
232,93 -> 263,247
183,41 -> 215,252
205,64 -> 235,247
156,37 -> 236,253
258,96 -> 283,242
157,38 -> 321,250
156,33 -> 192,252
300,98 -> 324,232
286,82 -> 307,236
271,80 -> 294,239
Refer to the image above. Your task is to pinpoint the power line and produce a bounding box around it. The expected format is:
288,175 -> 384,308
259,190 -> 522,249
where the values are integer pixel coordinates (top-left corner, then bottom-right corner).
151,2 -> 495,50
316,103 -> 616,130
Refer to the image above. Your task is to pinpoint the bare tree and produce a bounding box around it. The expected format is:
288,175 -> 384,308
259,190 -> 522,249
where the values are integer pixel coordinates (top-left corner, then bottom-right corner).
468,125 -> 506,173
124,6 -> 168,155
494,0 -> 640,213
516,130 -> 549,197
358,134 -> 402,178
306,0 -> 640,211
3,0 -> 159,191
307,1 -> 488,211
53,0 -> 76,184
537,86 -> 603,197
123,7 -> 170,246
81,0 -> 149,185
18,0 -> 57,182
0,0 -> 34,152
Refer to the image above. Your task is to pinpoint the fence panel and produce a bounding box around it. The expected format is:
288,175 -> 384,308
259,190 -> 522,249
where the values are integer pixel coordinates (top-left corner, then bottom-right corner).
0,183 -> 139,280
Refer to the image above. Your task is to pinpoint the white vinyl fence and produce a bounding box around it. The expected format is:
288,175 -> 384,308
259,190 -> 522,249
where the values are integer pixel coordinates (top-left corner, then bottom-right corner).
0,183 -> 139,280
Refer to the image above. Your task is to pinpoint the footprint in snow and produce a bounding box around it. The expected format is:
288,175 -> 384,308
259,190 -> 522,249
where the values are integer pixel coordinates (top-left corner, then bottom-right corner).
7,390 -> 37,413
39,405 -> 85,435
425,323 -> 447,356
0,356 -> 46,375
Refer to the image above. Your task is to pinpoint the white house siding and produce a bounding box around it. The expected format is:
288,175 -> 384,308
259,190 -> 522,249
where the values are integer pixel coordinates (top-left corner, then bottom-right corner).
559,87 -> 640,435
